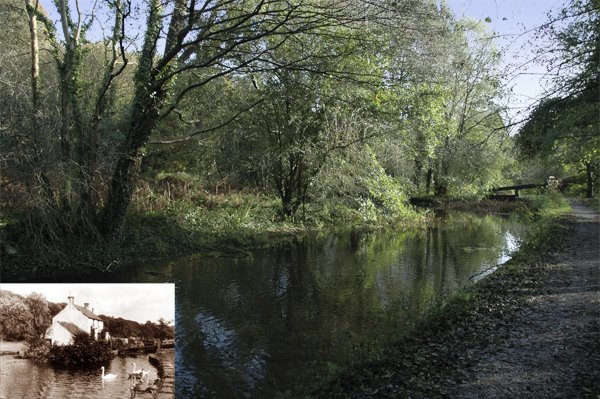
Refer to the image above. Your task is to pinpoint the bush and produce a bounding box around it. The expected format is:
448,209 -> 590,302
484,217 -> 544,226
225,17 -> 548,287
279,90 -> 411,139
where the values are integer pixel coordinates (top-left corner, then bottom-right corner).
26,337 -> 51,363
47,332 -> 113,367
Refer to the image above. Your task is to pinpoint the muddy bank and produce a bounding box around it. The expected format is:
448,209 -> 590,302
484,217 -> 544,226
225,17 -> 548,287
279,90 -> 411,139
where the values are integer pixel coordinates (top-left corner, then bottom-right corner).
316,200 -> 599,398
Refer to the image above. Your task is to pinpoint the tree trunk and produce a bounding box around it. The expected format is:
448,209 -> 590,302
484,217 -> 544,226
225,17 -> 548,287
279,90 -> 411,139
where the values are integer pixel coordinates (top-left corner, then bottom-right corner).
413,158 -> 422,188
98,104 -> 159,233
97,0 -> 163,234
434,159 -> 448,197
98,157 -> 134,234
25,0 -> 39,110
586,162 -> 593,198
425,167 -> 433,195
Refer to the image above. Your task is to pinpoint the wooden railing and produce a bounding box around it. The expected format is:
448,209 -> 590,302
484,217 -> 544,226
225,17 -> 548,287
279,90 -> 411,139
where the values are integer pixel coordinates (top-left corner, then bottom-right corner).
490,183 -> 547,198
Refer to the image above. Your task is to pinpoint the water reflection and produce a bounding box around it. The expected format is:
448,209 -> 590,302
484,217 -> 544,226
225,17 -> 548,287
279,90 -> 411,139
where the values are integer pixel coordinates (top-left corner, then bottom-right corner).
0,353 -> 161,399
167,212 -> 526,397
1,212 -> 526,397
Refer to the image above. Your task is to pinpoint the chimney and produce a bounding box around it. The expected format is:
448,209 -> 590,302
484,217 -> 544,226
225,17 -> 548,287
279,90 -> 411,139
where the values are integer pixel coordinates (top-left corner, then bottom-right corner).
84,303 -> 89,309
68,296 -> 74,308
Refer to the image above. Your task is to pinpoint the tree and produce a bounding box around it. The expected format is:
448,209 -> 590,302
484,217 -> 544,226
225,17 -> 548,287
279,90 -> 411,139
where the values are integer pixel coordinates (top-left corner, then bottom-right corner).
517,0 -> 599,197
7,0 -> 382,237
0,291 -> 33,340
429,17 -> 508,196
156,318 -> 174,340
25,293 -> 51,339
248,62 -> 377,215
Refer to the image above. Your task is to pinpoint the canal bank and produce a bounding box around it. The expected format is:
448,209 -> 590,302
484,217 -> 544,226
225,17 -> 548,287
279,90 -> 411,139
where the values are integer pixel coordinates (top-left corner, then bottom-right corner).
148,352 -> 175,399
316,200 -> 600,398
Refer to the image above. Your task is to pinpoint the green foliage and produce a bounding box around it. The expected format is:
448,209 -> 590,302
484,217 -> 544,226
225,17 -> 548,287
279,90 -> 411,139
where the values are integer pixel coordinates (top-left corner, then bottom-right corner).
364,167 -> 410,219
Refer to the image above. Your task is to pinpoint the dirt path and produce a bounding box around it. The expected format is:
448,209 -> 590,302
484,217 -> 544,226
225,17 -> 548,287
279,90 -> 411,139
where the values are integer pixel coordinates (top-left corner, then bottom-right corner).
453,200 -> 600,398
319,200 -> 600,398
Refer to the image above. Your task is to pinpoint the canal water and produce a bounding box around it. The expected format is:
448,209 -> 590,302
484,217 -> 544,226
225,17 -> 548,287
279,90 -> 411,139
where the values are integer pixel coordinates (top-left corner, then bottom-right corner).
0,352 -> 161,399
126,211 -> 525,398
1,211 -> 526,398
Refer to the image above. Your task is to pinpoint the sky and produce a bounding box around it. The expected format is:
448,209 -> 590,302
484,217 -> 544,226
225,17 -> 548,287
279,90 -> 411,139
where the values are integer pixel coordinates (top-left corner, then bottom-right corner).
0,284 -> 175,324
446,0 -> 569,126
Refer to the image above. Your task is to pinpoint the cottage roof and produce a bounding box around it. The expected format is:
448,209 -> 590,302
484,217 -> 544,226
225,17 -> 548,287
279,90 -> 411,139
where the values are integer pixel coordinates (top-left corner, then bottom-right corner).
73,304 -> 103,321
58,321 -> 86,336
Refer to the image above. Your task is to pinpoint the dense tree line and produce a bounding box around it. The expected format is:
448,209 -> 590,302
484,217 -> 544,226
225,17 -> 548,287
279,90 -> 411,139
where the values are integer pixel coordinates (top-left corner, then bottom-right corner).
1,0 -> 523,248
100,315 -> 174,339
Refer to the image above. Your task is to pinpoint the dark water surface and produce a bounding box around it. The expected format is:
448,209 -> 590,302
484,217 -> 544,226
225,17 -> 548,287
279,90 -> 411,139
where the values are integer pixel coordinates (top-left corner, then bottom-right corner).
140,212 -> 524,398
3,212 -> 526,398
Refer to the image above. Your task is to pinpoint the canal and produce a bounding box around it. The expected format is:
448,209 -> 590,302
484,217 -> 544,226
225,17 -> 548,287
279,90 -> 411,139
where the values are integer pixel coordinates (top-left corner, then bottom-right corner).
0,352 -> 163,399
1,211 -> 526,398
125,211 -> 525,397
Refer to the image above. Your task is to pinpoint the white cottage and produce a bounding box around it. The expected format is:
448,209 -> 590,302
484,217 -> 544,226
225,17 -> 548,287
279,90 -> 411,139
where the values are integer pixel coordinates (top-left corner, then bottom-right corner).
45,296 -> 105,345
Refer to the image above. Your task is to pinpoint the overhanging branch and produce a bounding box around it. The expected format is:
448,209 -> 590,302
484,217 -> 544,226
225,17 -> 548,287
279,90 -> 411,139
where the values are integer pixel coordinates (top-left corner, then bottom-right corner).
149,98 -> 265,145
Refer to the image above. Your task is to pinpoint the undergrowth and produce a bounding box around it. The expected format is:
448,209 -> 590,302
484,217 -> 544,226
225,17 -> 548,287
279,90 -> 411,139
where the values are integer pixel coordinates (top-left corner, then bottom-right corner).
1,184 -> 425,280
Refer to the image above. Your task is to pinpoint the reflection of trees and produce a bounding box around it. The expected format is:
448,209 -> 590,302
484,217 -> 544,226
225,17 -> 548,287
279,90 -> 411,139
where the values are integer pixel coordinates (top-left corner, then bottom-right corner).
399,212 -> 511,305
172,212 -> 522,396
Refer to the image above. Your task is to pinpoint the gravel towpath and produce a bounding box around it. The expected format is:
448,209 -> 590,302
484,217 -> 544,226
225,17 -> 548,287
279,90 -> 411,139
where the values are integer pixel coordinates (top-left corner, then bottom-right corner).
454,200 -> 600,398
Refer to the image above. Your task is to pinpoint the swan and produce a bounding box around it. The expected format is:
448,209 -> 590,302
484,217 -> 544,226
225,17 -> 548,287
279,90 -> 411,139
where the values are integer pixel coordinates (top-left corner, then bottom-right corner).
131,376 -> 159,394
101,366 -> 117,380
128,362 -> 143,379
131,373 -> 151,393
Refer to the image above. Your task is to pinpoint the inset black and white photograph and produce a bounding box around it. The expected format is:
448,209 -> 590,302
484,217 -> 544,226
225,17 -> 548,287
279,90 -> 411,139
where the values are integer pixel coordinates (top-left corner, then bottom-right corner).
0,284 -> 175,399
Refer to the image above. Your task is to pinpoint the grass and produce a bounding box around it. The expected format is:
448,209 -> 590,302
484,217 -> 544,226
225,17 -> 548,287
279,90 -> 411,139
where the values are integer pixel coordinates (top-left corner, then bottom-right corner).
520,191 -> 572,216
0,187 -> 426,280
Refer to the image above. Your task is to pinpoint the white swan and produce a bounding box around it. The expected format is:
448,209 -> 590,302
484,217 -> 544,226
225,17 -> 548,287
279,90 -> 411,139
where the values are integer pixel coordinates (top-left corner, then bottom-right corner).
101,366 -> 117,380
129,362 -> 143,379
